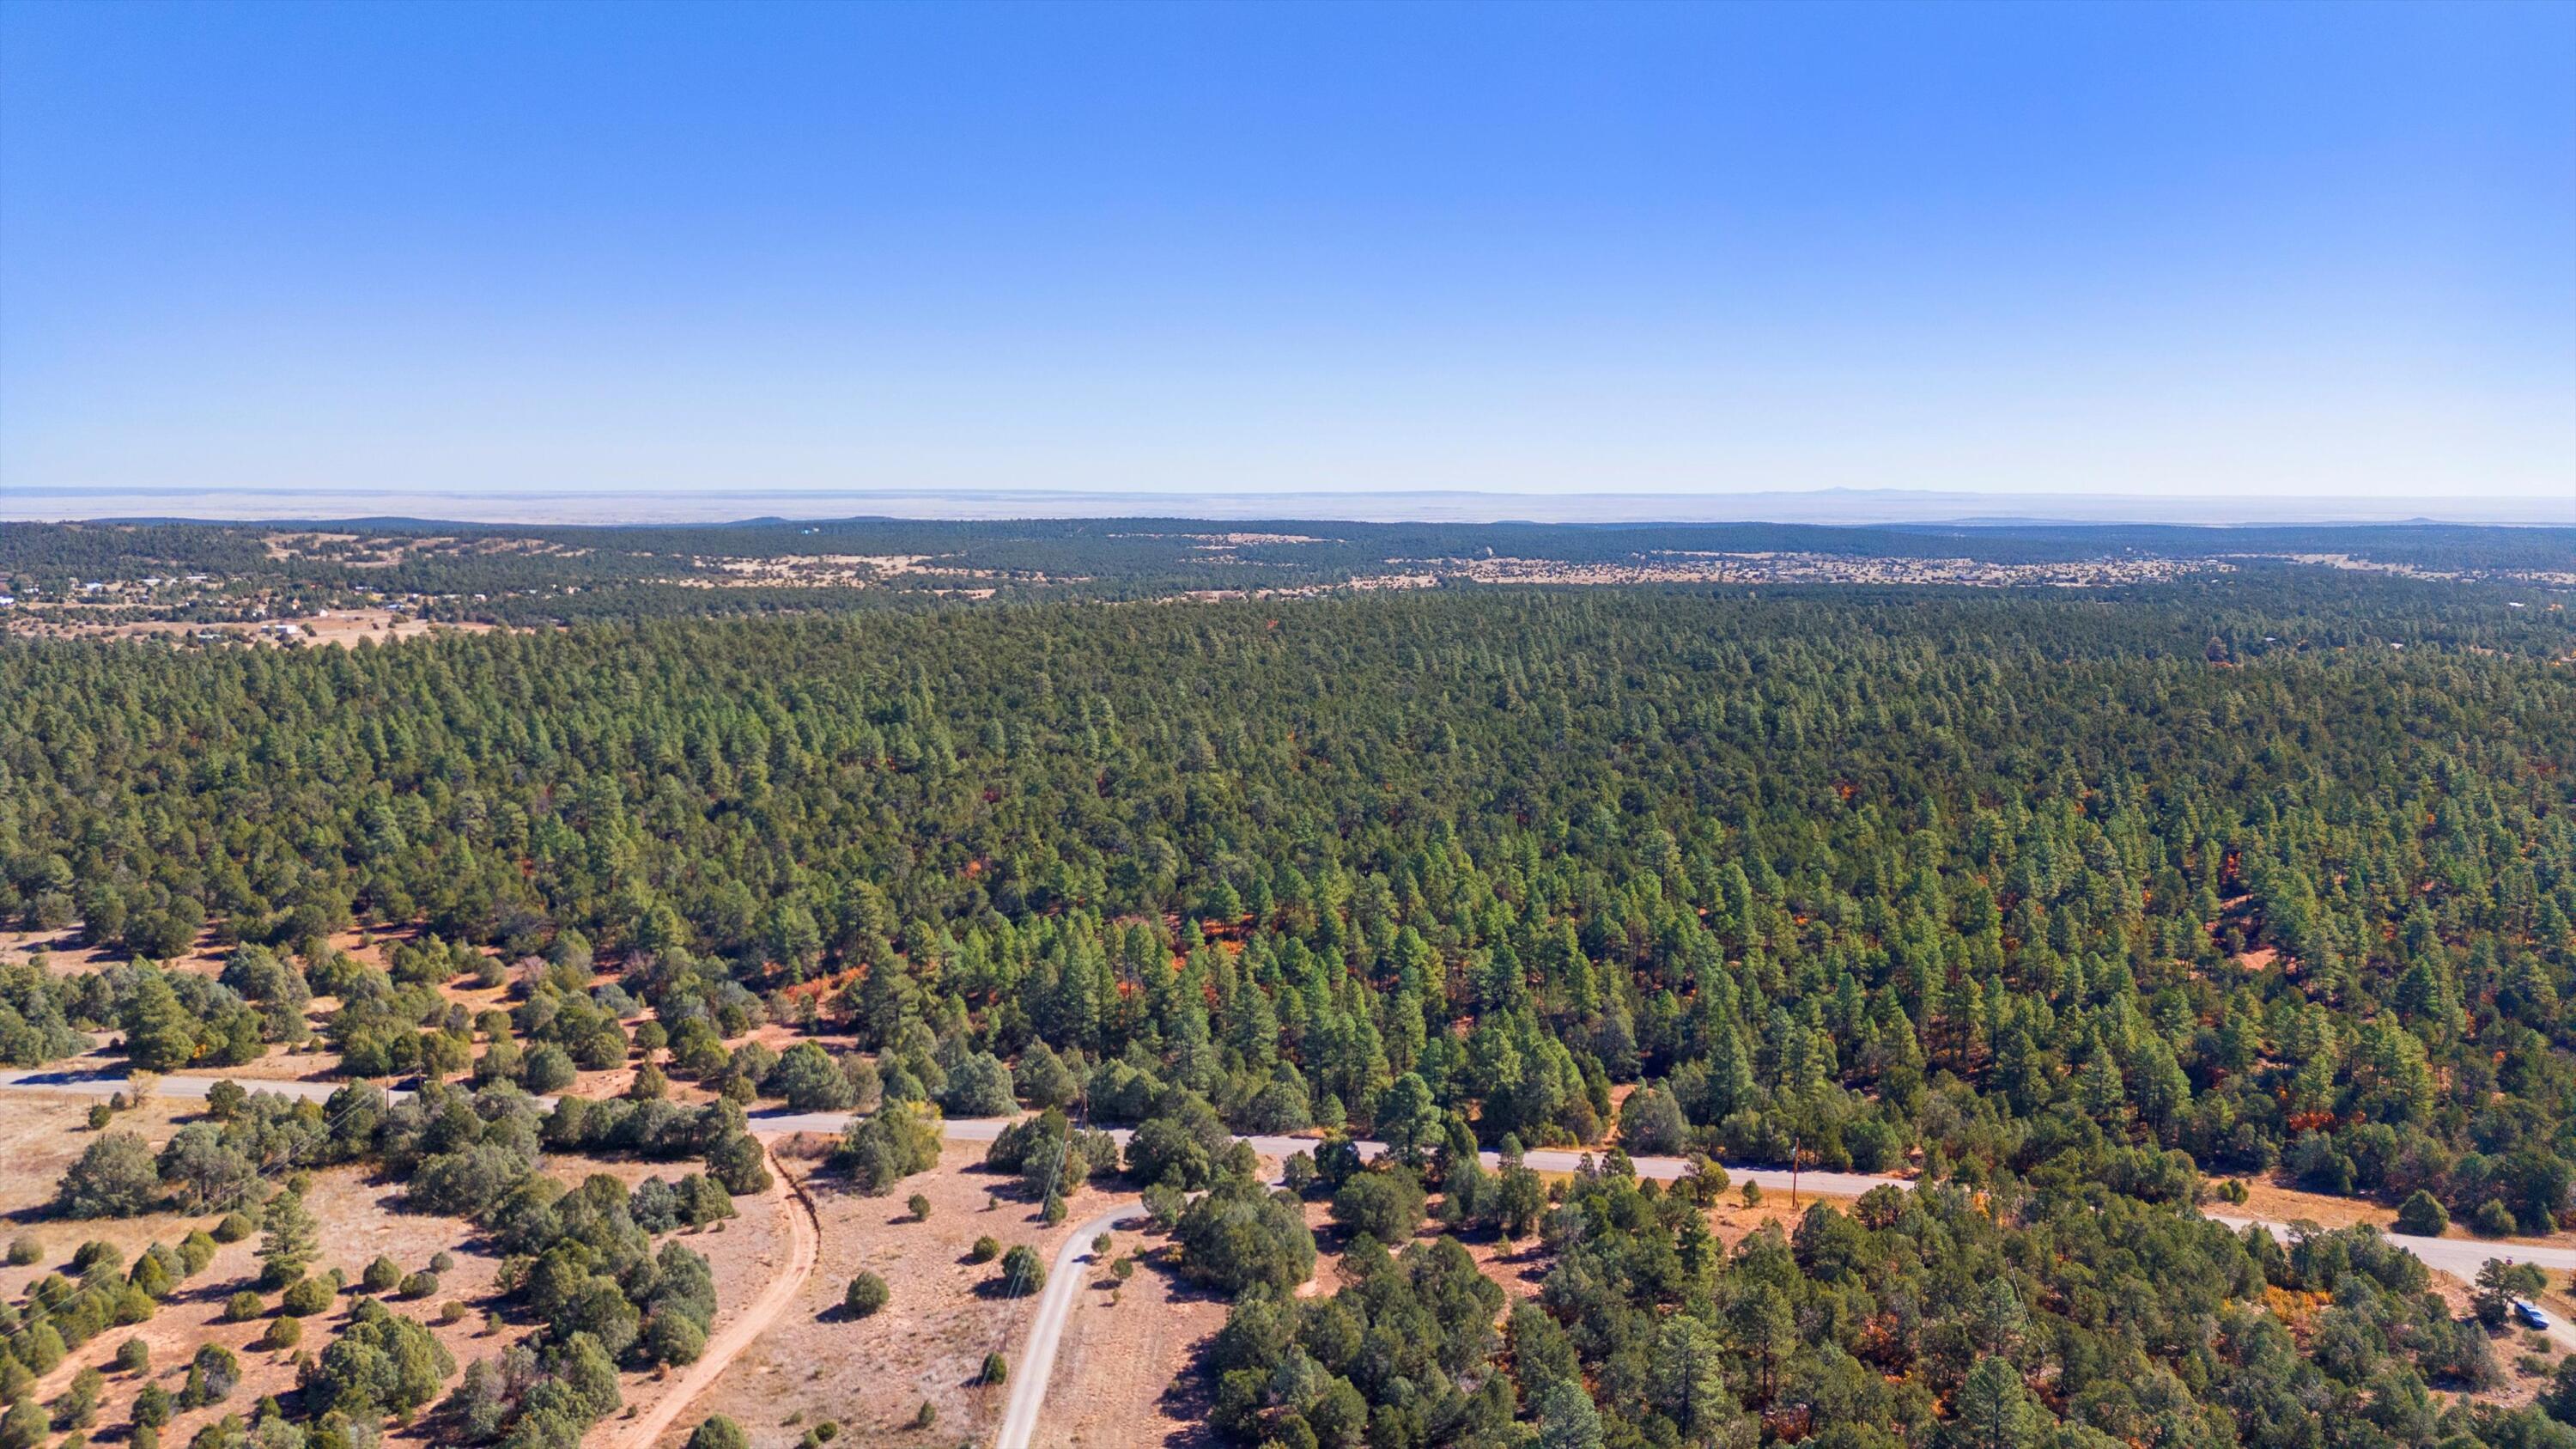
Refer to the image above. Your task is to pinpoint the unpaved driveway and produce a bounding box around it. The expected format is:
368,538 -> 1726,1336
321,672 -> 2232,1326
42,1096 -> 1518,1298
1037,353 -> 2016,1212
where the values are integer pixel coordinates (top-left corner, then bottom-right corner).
600,1144 -> 820,1449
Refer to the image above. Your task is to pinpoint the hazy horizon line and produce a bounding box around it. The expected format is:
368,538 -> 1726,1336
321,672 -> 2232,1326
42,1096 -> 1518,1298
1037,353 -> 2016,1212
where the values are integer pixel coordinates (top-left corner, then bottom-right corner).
9,484 -> 2574,530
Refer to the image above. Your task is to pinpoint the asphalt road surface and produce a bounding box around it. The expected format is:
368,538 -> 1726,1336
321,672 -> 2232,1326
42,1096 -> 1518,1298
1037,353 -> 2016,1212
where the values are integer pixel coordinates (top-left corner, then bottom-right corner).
7,1068 -> 2565,1275
991,1199 -> 1146,1449
8,1068 -> 2571,1422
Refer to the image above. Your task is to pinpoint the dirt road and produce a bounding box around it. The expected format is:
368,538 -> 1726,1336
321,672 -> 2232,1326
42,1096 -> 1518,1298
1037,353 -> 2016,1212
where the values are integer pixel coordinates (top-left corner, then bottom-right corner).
600,1143 -> 820,1449
7,1072 -> 2569,1435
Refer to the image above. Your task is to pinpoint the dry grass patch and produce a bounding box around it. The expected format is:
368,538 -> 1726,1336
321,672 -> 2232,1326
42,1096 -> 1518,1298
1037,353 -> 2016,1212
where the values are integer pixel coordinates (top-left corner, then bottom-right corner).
651,1142 -> 1090,1449
1043,1228 -> 1229,1449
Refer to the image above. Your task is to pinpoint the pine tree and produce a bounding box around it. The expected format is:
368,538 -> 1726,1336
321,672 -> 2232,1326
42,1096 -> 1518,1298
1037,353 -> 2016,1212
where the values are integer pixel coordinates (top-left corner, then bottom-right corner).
258,1190 -> 318,1288
1952,1357 -> 2041,1449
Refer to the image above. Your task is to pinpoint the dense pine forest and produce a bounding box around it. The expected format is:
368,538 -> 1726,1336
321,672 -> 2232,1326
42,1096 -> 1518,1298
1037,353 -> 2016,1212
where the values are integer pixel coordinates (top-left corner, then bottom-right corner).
4,571 -> 2576,1449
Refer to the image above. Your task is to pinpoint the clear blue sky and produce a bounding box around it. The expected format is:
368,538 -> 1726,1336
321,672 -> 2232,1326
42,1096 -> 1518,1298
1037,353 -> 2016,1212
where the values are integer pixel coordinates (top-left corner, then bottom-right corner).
3,0 -> 2570,505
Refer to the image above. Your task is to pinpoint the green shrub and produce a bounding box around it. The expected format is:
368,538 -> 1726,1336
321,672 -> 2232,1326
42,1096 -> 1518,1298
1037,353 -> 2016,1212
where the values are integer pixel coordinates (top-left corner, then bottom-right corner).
399,1270 -> 438,1299
643,1310 -> 707,1366
2396,1190 -> 2450,1237
361,1256 -> 402,1294
278,1276 -> 335,1317
843,1272 -> 889,1318
131,1384 -> 170,1429
1331,1169 -> 1427,1243
222,1292 -> 266,1322
969,1235 -> 1000,1263
259,1317 -> 301,1351
981,1353 -> 1008,1385
113,1339 -> 149,1374
211,1213 -> 254,1244
684,1416 -> 747,1449
907,1193 -> 933,1222
998,1244 -> 1046,1293
58,1367 -> 105,1429
3,1237 -> 38,1267
0,1402 -> 45,1449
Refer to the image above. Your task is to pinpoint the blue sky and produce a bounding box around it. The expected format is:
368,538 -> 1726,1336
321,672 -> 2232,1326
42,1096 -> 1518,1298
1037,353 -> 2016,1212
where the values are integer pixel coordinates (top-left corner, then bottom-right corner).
2,0 -> 2570,508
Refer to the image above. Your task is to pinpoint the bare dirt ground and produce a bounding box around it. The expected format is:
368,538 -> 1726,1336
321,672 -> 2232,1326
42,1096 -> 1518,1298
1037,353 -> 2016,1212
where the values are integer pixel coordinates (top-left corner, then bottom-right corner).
1,924 -> 232,978
1037,1177 -> 1868,1449
0,1092 -> 507,1449
1042,1236 -> 1230,1449
2233,1175 -> 2576,1251
596,1147 -> 809,1449
0,1085 -> 793,1449
2,606 -> 497,648
0,1096 -> 217,1285
652,1140 -> 1091,1449
2231,1177 -> 2397,1233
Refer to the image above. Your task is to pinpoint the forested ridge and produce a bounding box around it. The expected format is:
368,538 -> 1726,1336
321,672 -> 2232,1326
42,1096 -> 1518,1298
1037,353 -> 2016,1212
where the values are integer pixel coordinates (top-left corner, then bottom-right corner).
5,579 -> 2576,1449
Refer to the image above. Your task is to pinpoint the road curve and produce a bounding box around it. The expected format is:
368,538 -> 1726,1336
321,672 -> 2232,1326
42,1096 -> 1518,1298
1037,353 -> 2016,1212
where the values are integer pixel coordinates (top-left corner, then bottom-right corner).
8,1069 -> 2567,1275
604,1141 -> 822,1449
991,1200 -> 1147,1449
742,1105 -> 1897,1198
7,1070 -> 2570,1403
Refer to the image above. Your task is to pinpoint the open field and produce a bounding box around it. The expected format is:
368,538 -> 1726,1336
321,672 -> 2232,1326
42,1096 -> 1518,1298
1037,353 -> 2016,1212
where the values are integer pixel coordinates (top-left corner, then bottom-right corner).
1038,1229 -> 1227,1449
1,606 -> 499,648
646,1141 -> 1091,1449
0,1092 -> 505,1449
2235,1175 -> 2576,1253
0,1085 -> 793,1449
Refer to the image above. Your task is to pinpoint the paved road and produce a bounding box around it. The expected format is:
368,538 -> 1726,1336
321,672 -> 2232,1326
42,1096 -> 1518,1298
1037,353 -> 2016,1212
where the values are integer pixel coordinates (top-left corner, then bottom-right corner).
9,1070 -> 2571,1422
0,1068 -> 349,1103
2207,1213 -> 2576,1353
10,1070 -> 2564,1270
991,1200 -> 1146,1449
745,1105 -> 1894,1197
9,1071 -> 2564,1272
2206,1213 -> 2576,1277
